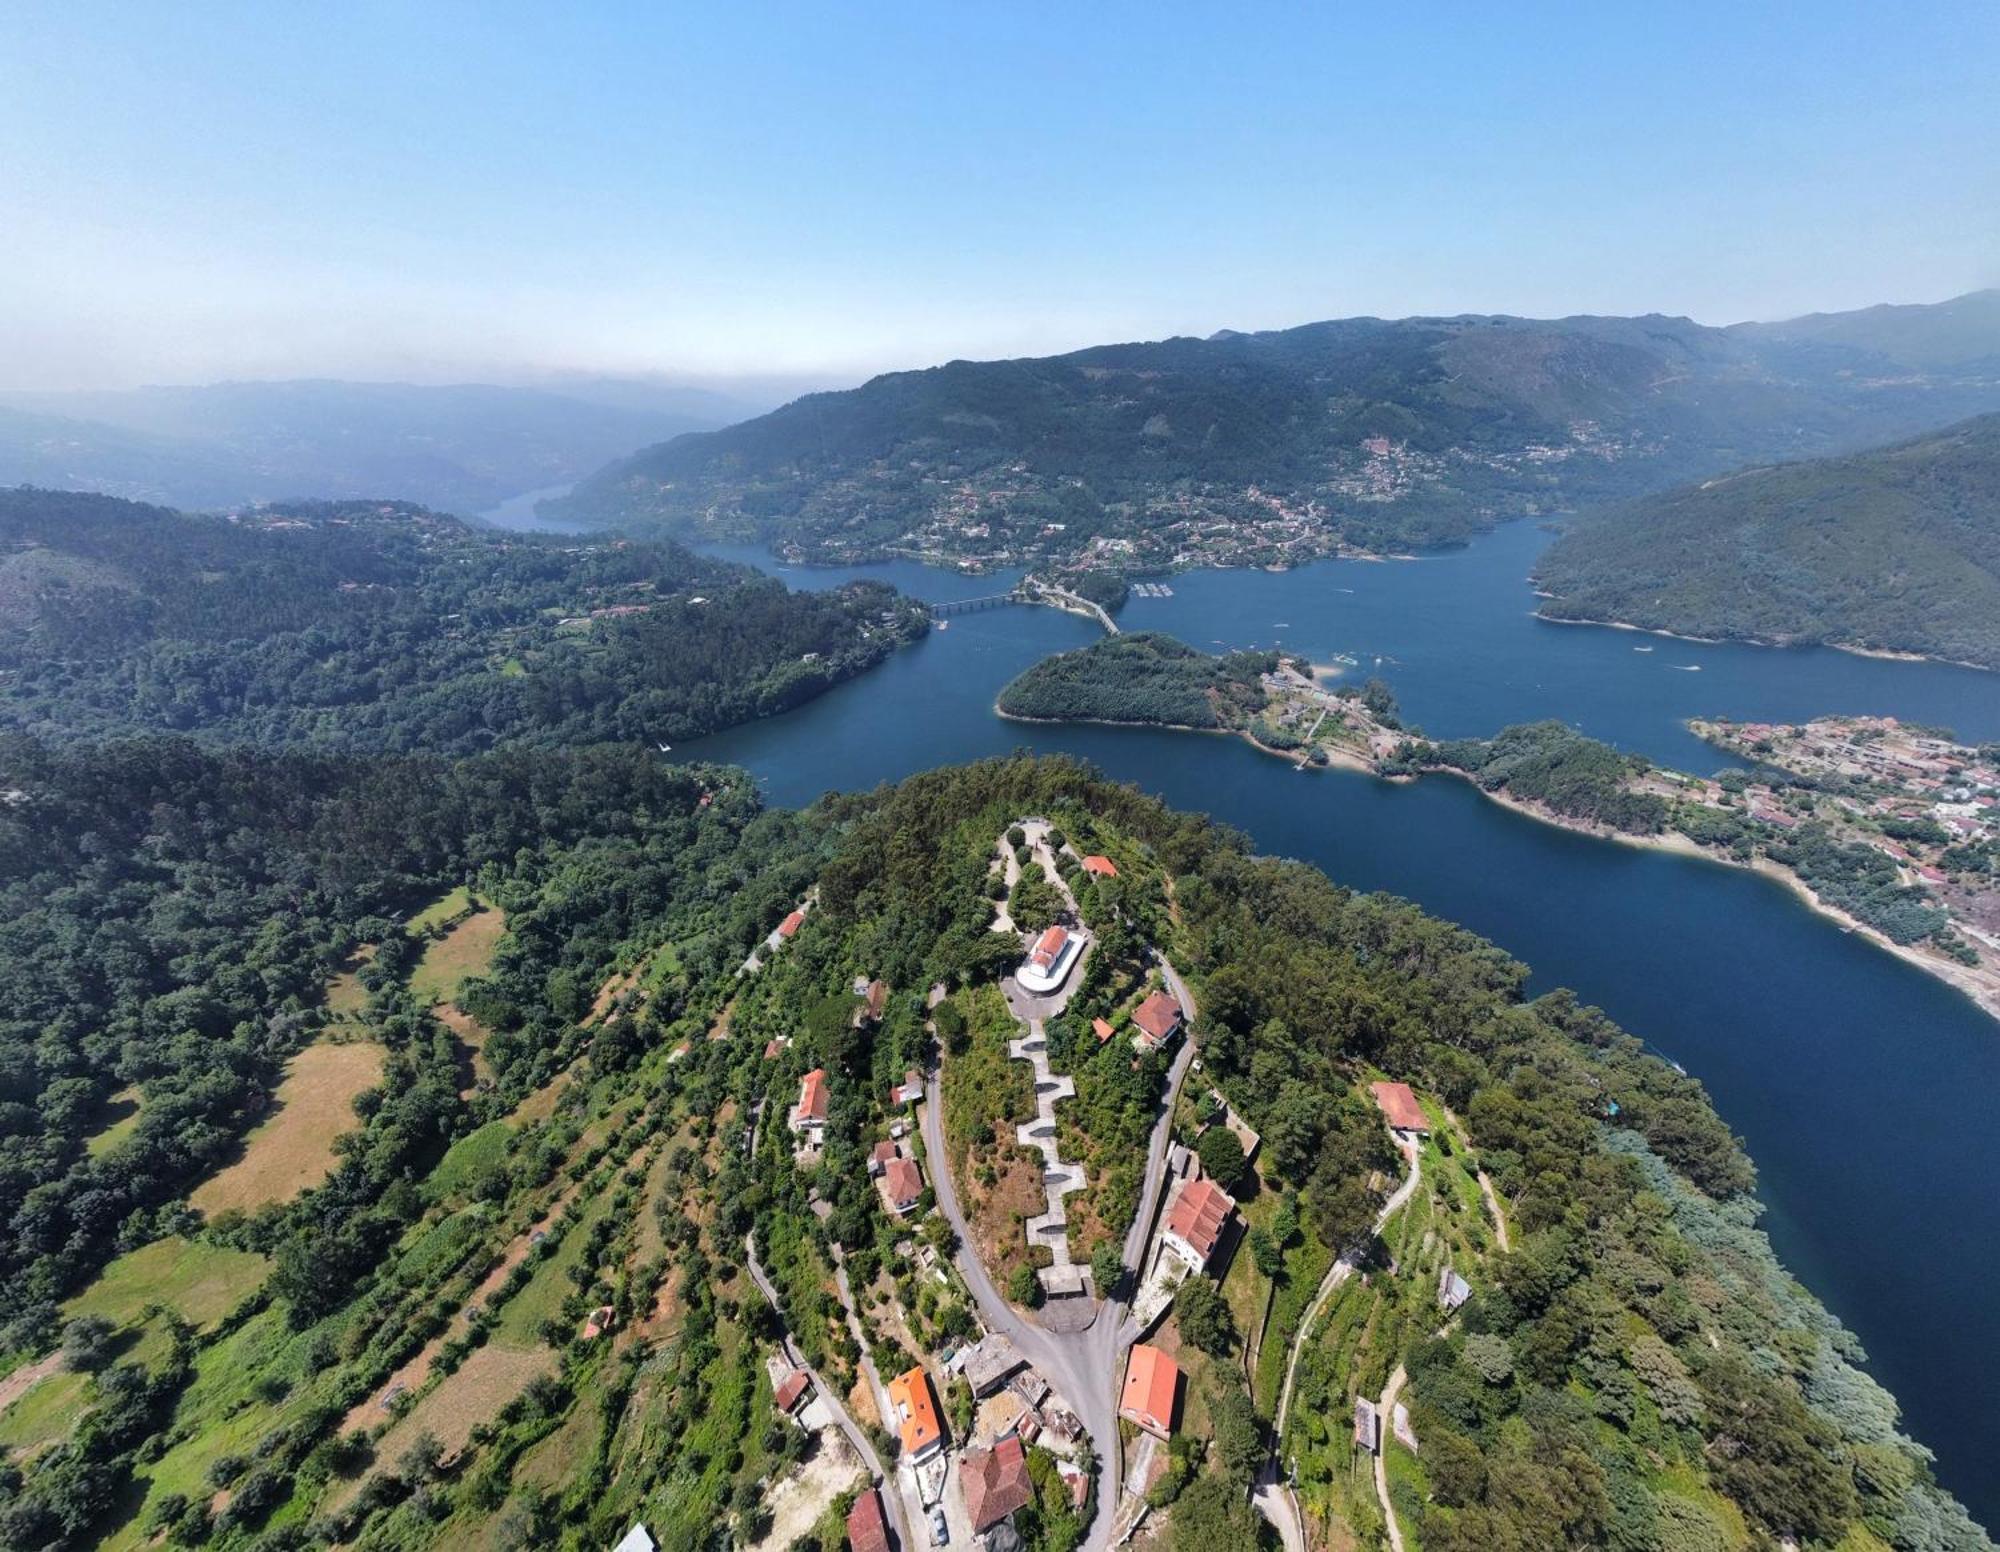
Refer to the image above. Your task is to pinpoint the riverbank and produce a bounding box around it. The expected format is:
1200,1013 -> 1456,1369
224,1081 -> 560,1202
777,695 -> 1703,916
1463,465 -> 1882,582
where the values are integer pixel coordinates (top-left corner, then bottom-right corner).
1000,696 -> 2000,1024
1535,606 -> 1996,674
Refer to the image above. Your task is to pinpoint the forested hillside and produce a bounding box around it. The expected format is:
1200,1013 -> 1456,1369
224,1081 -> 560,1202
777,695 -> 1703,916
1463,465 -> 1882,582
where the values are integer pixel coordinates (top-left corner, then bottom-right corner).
997,632 -> 1274,728
552,299 -> 2000,569
0,488 -> 928,751
0,751 -> 1984,1549
1535,413 -> 2000,668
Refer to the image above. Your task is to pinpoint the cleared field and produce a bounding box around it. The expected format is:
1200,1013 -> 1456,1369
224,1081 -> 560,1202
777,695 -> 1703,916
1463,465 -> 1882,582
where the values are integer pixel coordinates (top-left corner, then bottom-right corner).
407,885 -> 474,933
190,1042 -> 387,1216
376,1340 -> 553,1459
410,906 -> 507,1004
0,1364 -> 88,1458
65,1236 -> 269,1331
324,944 -> 376,1020
84,1085 -> 143,1158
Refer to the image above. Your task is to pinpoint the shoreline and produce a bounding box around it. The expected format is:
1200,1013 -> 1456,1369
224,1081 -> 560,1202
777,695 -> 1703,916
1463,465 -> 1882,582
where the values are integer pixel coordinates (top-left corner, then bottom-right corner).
1532,606 -> 1994,674
996,702 -> 2000,1025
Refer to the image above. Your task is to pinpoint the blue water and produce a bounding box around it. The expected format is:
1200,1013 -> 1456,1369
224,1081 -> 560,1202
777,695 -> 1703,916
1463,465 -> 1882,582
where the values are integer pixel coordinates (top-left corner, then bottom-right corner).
673,525 -> 2000,1528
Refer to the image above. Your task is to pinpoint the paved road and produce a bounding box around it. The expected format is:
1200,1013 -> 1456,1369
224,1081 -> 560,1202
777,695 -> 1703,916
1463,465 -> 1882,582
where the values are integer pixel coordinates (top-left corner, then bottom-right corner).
923,950 -> 1202,1552
921,1072 -> 1123,1547
746,1235 -> 914,1552
1251,1463 -> 1305,1552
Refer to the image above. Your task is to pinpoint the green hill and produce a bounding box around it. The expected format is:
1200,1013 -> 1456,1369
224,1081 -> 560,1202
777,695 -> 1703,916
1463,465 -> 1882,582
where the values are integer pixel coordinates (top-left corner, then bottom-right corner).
997,631 -> 1274,728
0,487 -> 927,750
551,298 -> 2000,568
1535,412 -> 2000,667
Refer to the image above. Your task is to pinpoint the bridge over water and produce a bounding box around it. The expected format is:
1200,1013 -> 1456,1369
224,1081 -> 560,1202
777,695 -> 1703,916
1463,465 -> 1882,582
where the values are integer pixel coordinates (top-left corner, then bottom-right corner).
929,592 -> 1021,618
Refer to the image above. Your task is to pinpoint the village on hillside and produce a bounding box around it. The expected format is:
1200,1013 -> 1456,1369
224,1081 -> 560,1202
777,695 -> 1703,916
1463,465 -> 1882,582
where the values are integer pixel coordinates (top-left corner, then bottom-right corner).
613,811 -> 1517,1552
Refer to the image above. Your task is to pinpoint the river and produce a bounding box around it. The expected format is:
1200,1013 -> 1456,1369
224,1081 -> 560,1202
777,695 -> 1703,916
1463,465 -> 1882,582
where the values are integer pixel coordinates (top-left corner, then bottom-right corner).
679,526 -> 2000,1528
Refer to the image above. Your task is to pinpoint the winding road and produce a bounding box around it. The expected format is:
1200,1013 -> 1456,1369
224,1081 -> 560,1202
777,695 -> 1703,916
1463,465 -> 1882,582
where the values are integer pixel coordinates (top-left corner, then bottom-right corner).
746,1235 -> 915,1552
921,945 -> 1198,1552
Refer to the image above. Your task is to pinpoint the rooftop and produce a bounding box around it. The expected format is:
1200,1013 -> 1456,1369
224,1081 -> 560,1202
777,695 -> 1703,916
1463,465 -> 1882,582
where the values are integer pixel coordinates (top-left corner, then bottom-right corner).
778,909 -> 805,939
1369,1080 -> 1429,1133
1132,990 -> 1183,1045
960,1332 -> 1026,1395
884,1156 -> 924,1210
1081,854 -> 1119,877
1120,1344 -> 1181,1436
795,1068 -> 830,1123
888,1366 -> 942,1457
1030,924 -> 1069,968
774,1369 -> 812,1412
846,1488 -> 890,1552
962,1435 -> 1033,1533
1164,1175 -> 1235,1262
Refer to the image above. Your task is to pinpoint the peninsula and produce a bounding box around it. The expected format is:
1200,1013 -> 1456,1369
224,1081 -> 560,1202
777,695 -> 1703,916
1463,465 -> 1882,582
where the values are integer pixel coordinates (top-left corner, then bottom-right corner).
998,634 -> 2000,1020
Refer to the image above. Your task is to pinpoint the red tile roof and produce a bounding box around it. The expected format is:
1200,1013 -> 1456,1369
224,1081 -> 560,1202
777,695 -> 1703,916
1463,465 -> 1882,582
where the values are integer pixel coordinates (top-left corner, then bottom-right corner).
858,979 -> 889,1022
778,909 -> 805,939
888,1367 -> 942,1457
1132,990 -> 1183,1045
1120,1345 -> 1180,1438
1164,1176 -> 1235,1263
870,1138 -> 900,1168
1082,854 -> 1119,877
764,1039 -> 785,1060
884,1156 -> 924,1210
1030,925 -> 1069,968
795,1068 -> 829,1123
1370,1080 -> 1429,1133
774,1368 -> 812,1412
962,1435 -> 1033,1532
847,1487 -> 890,1552
1093,1017 -> 1116,1043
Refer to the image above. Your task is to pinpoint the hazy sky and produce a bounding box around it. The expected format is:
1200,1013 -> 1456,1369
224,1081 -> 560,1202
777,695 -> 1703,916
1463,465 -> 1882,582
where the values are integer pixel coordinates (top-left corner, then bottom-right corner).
3,1 -> 1995,390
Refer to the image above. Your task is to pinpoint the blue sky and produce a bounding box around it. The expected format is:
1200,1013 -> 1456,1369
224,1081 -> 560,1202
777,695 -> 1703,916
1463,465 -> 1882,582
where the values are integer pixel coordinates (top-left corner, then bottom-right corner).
2,1 -> 1994,388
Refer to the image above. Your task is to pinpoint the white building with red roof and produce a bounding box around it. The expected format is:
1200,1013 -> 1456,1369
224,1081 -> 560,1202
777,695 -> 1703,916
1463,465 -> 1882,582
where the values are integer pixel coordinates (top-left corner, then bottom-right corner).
1161,1175 -> 1236,1275
1016,923 -> 1084,994
790,1068 -> 829,1137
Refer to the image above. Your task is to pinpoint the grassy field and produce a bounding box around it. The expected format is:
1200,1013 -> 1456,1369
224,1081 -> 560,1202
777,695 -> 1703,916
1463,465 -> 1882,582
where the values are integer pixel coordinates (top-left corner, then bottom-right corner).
83,1085 -> 144,1158
492,1192 -> 615,1348
407,885 -> 474,933
0,1365 -> 89,1458
375,1340 -> 555,1461
428,1120 -> 514,1202
411,906 -> 508,1004
190,1041 -> 387,1216
64,1236 -> 270,1331
324,944 -> 376,1020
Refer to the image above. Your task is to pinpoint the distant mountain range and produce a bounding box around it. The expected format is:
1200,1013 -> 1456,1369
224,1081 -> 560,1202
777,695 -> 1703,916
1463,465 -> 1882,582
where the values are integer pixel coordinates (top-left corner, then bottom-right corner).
549,291 -> 2000,569
0,377 -> 776,516
1535,410 -> 2000,670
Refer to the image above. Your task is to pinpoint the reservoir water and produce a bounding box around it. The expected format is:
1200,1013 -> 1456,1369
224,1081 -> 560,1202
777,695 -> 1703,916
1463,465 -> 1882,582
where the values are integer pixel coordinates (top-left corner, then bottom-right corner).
681,524 -> 2000,1527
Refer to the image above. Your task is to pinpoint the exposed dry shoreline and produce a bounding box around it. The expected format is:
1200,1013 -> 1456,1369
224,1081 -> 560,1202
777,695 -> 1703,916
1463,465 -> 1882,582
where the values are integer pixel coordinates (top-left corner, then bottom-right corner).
1533,607 -> 1994,673
997,702 -> 2000,1024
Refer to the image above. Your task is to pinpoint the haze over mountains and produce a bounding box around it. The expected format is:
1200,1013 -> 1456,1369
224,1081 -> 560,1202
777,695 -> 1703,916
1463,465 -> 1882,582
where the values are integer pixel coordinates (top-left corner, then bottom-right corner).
0,377 -> 782,516
550,291 -> 2000,568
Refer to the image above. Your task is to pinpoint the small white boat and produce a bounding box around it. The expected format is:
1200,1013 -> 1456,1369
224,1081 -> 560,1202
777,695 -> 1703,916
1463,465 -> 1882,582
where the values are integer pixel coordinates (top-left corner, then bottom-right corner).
657,743 -> 672,753
1673,664 -> 1703,672
1633,645 -> 1654,653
